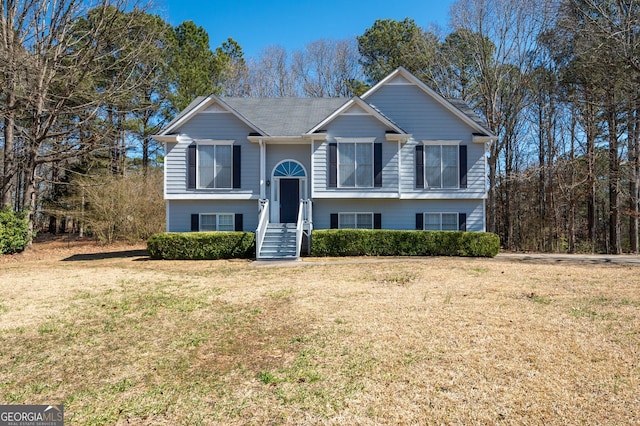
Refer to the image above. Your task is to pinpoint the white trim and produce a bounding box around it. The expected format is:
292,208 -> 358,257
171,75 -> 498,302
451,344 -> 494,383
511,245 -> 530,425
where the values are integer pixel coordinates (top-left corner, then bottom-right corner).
165,193 -> 259,200
313,192 -> 399,199
194,139 -> 235,145
421,140 -> 462,146
400,192 -> 487,200
335,137 -> 376,143
152,134 -> 179,143
307,97 -> 406,135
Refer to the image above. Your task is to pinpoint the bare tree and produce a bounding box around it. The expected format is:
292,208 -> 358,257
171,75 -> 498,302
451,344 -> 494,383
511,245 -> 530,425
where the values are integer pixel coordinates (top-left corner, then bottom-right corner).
0,0 -> 162,233
291,38 -> 363,97
450,0 -> 554,240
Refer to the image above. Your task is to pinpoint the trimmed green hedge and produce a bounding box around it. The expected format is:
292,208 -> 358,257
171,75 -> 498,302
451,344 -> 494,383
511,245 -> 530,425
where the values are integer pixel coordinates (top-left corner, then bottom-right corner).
310,230 -> 500,257
147,232 -> 255,260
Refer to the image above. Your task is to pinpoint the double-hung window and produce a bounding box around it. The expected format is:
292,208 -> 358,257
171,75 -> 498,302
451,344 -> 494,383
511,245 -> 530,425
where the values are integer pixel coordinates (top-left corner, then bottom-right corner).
424,213 -> 459,231
198,143 -> 232,189
200,213 -> 234,231
417,142 -> 466,189
339,212 -> 374,229
425,144 -> 458,188
188,140 -> 240,190
337,138 -> 375,188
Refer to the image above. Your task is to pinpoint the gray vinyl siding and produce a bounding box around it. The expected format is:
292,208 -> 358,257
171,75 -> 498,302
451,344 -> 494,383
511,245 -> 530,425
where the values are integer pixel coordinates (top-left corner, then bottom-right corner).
164,112 -> 260,195
312,199 -> 485,231
167,200 -> 258,232
312,114 -> 399,197
367,84 -> 487,196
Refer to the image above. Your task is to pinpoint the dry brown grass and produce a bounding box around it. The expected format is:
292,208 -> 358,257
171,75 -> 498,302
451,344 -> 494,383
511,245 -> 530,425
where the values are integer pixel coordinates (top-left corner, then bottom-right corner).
1,241 -> 639,425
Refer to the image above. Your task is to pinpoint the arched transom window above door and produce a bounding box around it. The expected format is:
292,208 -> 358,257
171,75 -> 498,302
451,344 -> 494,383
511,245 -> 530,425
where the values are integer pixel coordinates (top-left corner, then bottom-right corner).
274,160 -> 306,177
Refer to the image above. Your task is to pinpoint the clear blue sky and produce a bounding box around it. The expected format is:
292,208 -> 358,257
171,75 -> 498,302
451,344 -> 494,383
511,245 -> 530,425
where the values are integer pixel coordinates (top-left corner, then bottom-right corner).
154,0 -> 456,58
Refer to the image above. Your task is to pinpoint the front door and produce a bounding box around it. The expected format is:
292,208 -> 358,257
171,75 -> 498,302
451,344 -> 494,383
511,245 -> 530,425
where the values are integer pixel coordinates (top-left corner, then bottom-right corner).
279,178 -> 299,223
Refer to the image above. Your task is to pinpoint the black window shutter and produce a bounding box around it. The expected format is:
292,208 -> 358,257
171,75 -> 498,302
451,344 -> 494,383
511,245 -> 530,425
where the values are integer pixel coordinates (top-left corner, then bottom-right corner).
459,145 -> 467,189
459,213 -> 467,232
330,213 -> 338,229
328,143 -> 337,188
233,145 -> 241,189
235,213 -> 243,231
415,145 -> 424,188
188,144 -> 197,189
416,213 -> 423,230
191,214 -> 199,232
373,213 -> 382,229
374,143 -> 382,187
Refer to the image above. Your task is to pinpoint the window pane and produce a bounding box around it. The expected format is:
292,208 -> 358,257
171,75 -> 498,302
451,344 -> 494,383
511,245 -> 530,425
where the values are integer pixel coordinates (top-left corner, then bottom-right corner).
442,213 -> 458,231
339,164 -> 355,186
424,213 -> 440,231
339,213 -> 356,229
198,145 -> 216,188
215,145 -> 232,188
200,214 -> 216,231
425,146 -> 441,188
218,214 -> 234,231
339,143 -> 356,187
356,144 -> 373,187
356,213 -> 373,229
442,146 -> 458,188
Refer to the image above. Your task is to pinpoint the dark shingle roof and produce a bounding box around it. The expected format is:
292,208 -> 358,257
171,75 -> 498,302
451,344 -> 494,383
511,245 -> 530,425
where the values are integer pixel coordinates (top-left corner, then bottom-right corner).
447,99 -> 491,133
223,98 -> 347,136
161,95 -> 491,138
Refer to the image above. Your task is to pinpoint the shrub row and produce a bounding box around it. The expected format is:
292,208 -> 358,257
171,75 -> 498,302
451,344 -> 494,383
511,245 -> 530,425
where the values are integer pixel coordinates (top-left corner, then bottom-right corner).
147,232 -> 255,260
147,230 -> 499,260
310,229 -> 500,257
0,209 -> 32,255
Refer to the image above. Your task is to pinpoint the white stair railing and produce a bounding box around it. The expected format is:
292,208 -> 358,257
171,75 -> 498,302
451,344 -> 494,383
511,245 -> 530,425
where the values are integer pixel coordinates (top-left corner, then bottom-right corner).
296,199 -> 313,258
256,199 -> 269,259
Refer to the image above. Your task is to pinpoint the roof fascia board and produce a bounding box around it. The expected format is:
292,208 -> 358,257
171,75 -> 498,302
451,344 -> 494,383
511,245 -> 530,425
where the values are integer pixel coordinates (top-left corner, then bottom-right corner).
361,67 -> 496,138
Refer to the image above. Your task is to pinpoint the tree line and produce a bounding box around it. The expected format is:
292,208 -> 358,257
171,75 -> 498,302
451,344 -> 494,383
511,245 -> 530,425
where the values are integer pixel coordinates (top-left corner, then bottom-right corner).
1,0 -> 638,253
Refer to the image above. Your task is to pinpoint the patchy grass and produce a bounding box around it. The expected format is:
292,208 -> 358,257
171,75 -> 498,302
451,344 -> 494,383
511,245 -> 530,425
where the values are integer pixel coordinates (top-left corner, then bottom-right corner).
0,244 -> 639,424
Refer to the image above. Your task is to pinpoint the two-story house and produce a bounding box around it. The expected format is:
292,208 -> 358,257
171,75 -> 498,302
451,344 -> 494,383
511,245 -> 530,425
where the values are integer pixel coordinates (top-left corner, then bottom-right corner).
153,67 -> 496,259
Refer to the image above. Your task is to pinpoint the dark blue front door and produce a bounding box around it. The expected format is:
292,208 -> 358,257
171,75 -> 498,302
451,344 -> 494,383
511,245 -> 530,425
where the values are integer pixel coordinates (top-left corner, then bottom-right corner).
280,179 -> 299,223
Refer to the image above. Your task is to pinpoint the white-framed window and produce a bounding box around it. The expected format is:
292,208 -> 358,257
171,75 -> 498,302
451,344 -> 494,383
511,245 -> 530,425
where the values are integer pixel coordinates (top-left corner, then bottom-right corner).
424,213 -> 459,231
423,142 -> 459,189
197,141 -> 233,189
337,138 -> 375,188
339,212 -> 374,229
200,213 -> 234,231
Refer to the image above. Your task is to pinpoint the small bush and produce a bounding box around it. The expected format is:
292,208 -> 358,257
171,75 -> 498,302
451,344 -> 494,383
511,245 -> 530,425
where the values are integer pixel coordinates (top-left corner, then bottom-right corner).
0,209 -> 32,254
310,230 -> 500,257
147,232 -> 255,260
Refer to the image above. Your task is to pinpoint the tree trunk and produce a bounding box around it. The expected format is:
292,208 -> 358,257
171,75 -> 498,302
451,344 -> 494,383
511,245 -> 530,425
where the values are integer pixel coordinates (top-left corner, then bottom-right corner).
606,93 -> 621,254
